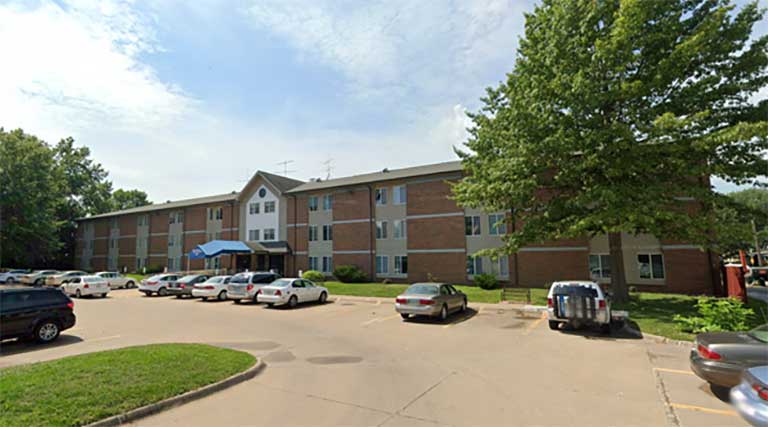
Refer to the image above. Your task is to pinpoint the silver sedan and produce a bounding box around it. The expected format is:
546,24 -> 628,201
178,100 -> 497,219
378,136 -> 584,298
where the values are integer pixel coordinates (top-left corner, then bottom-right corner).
395,283 -> 467,322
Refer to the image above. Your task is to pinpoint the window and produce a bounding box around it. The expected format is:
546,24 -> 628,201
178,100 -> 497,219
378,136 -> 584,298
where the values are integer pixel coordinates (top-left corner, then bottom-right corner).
109,238 -> 116,249
177,212 -> 184,223
589,254 -> 611,279
309,256 -> 319,271
168,235 -> 175,247
638,254 -> 665,279
375,188 -> 388,205
205,256 -> 221,269
169,214 -> 175,224
394,255 -> 408,274
264,201 -> 276,213
215,208 -> 223,220
467,256 -> 483,275
393,185 -> 407,205
498,256 -> 509,276
465,216 -> 481,236
263,228 -> 276,240
215,231 -> 222,239
248,229 -> 260,241
322,256 -> 333,273
168,258 -> 174,270
308,196 -> 319,211
249,203 -> 260,215
376,221 -> 388,239
376,256 -> 389,274
322,224 -> 333,241
323,194 -> 333,211
137,215 -> 148,226
111,218 -> 118,228
309,225 -> 318,241
488,214 -> 507,235
393,220 -> 406,239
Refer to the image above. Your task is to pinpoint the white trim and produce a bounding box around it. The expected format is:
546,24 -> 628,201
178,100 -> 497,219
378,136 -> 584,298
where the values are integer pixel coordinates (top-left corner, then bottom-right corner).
294,251 -> 308,255
519,246 -> 588,252
661,244 -> 700,250
407,248 -> 465,254
183,230 -> 206,235
406,212 -> 464,220
287,223 -> 308,228
93,236 -> 109,240
149,253 -> 167,257
118,234 -> 136,239
333,250 -> 373,255
118,254 -> 136,257
91,255 -> 107,258
149,232 -> 168,237
222,227 -> 239,232
332,218 -> 372,225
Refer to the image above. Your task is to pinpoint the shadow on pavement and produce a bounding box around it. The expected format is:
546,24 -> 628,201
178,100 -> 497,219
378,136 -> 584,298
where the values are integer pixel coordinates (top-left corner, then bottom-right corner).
402,307 -> 479,326
0,334 -> 83,357
557,320 -> 642,341
268,300 -> 338,310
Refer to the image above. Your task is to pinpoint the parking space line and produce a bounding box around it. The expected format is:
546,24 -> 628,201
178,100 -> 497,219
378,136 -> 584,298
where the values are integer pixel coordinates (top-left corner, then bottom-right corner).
361,314 -> 400,327
523,312 -> 547,335
653,367 -> 694,376
669,403 -> 737,417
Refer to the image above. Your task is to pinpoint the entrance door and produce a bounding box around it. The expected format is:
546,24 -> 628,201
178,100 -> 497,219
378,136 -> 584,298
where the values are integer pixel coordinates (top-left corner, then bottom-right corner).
256,255 -> 267,271
268,255 -> 284,275
236,255 -> 250,272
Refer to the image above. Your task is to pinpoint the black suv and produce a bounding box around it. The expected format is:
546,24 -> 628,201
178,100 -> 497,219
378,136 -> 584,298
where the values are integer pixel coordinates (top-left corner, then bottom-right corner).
0,287 -> 76,343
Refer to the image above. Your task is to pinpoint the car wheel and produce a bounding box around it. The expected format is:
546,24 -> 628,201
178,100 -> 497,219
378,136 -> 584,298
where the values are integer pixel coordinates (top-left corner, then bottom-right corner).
233,299 -> 242,304
253,295 -> 259,304
267,303 -> 274,308
35,279 -> 43,286
318,291 -> 327,303
218,291 -> 227,301
460,299 -> 467,312
101,293 -> 107,298
158,287 -> 168,296
288,295 -> 298,308
35,321 -> 60,343
75,289 -> 82,298
439,305 -> 448,322
143,292 -> 152,297
202,296 -> 208,301
175,295 -> 182,299
548,321 -> 560,330
127,281 -> 135,289
400,313 -> 410,320
6,277 -> 14,284
600,323 -> 611,334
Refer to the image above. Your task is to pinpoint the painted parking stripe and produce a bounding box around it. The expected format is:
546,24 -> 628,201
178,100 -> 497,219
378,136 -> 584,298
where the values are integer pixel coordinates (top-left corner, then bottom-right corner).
361,314 -> 400,326
653,368 -> 694,376
669,403 -> 737,417
523,312 -> 547,335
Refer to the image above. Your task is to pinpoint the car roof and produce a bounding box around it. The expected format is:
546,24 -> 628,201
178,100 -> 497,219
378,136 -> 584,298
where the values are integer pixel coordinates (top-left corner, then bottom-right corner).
409,282 -> 445,287
0,286 -> 62,293
81,275 -> 103,280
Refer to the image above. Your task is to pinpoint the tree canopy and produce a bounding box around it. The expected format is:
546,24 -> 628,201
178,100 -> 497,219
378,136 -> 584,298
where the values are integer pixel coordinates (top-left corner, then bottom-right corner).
453,0 -> 768,301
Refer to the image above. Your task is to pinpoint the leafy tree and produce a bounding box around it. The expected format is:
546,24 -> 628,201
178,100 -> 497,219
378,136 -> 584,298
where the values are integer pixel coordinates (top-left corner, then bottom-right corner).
729,188 -> 768,260
453,0 -> 768,302
110,189 -> 151,211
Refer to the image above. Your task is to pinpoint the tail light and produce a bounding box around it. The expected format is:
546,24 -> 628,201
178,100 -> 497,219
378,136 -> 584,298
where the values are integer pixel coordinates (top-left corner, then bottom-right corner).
697,344 -> 722,360
419,299 -> 434,305
66,302 -> 74,309
203,285 -> 214,290
598,300 -> 606,309
148,281 -> 157,286
246,284 -> 254,291
396,297 -> 407,304
752,384 -> 768,401
547,298 -> 553,308
275,289 -> 282,296
180,284 -> 186,289
84,284 -> 89,289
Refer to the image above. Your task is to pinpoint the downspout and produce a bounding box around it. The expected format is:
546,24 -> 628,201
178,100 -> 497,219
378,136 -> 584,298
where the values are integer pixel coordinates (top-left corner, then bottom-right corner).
368,185 -> 374,280
292,194 -> 298,276
511,208 -> 519,288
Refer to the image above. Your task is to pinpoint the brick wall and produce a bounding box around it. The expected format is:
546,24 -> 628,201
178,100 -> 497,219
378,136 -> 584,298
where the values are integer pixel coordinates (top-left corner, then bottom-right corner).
185,205 -> 207,231
150,212 -> 169,233
407,217 -> 465,250
406,180 -> 460,216
516,251 -> 590,288
118,237 -> 135,254
333,188 -> 371,221
408,252 -> 466,283
118,214 -> 137,236
662,249 -> 716,294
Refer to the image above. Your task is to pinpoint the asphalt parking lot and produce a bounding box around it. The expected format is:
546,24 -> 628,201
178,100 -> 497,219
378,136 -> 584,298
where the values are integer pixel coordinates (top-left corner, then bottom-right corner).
0,290 -> 748,427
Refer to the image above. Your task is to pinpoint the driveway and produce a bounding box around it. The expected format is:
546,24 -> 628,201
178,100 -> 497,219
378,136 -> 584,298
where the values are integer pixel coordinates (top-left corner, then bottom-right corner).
748,285 -> 768,303
0,290 -> 745,426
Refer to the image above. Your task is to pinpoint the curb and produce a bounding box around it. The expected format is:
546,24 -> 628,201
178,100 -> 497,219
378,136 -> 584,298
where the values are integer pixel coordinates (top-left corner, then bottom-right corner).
623,326 -> 693,347
85,358 -> 265,427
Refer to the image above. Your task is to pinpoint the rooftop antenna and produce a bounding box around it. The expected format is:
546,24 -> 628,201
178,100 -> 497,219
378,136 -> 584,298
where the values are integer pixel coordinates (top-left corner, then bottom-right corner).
322,158 -> 334,180
276,160 -> 296,176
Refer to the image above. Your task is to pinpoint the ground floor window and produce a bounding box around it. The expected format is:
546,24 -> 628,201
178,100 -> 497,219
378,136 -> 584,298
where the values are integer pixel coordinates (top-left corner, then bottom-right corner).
168,258 -> 174,271
394,255 -> 408,274
263,228 -> 275,241
205,256 -> 221,269
309,256 -> 319,271
248,229 -> 260,241
496,256 -> 509,277
589,254 -> 611,279
467,256 -> 483,275
638,254 -> 665,279
322,256 -> 333,273
376,256 -> 389,274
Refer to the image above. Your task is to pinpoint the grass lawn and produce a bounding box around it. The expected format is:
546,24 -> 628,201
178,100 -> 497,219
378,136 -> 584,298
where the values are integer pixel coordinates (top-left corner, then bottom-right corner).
0,344 -> 255,427
321,281 -> 545,304
126,273 -> 147,282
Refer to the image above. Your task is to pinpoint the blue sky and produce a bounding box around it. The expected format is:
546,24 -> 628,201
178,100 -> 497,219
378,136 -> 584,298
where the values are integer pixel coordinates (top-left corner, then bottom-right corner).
1,0 -> 765,202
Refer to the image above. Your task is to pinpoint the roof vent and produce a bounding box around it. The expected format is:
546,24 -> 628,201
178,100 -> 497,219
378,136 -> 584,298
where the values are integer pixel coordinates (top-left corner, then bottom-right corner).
166,200 -> 172,203
382,168 -> 389,173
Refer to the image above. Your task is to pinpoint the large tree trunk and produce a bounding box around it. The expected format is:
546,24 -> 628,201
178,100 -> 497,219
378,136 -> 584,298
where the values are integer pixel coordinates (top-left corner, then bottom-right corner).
608,232 -> 629,303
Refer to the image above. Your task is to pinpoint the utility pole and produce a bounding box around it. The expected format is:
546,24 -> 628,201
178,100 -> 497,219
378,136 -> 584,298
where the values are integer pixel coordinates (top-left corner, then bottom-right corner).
753,220 -> 764,266
276,160 -> 296,176
322,159 -> 334,180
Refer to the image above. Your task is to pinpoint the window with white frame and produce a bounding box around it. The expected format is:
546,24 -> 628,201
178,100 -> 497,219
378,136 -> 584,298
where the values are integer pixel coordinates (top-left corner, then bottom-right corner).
322,256 -> 333,273
169,214 -> 175,224
264,201 -> 276,213
215,207 -> 223,220
309,256 -> 319,271
168,258 -> 174,270
488,213 -> 507,235
308,196 -> 318,211
467,256 -> 483,275
323,194 -> 333,211
248,229 -> 260,241
308,225 -> 318,241
376,221 -> 388,239
465,216 -> 481,236
178,212 -> 184,223
375,188 -> 388,205
168,235 -> 175,247
249,203 -> 260,214
589,254 -> 611,279
393,220 -> 406,239
638,254 -> 665,279
393,185 -> 407,205
263,228 -> 276,240
394,255 -> 408,274
322,225 -> 333,241
497,256 -> 509,276
376,256 -> 389,274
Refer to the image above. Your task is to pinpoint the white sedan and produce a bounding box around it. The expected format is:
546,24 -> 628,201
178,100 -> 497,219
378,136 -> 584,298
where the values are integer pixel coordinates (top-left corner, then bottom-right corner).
191,275 -> 232,301
62,275 -> 110,298
256,278 -> 328,308
95,271 -> 137,289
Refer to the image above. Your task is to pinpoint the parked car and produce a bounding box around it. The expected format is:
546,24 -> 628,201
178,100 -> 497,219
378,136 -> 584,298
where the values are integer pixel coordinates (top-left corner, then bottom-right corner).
0,286 -> 76,343
45,270 -> 87,287
138,274 -> 181,296
191,276 -> 232,301
731,365 -> 768,426
256,278 -> 328,308
690,324 -> 768,388
227,272 -> 282,304
546,280 -> 612,333
167,274 -> 210,298
20,270 -> 60,286
395,283 -> 467,321
61,275 -> 110,298
95,272 -> 136,289
0,269 -> 29,284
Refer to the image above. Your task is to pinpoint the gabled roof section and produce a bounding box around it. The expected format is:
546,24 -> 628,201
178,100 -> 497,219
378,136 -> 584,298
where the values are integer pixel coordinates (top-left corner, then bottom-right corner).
78,192 -> 239,221
238,170 -> 304,201
287,160 -> 463,193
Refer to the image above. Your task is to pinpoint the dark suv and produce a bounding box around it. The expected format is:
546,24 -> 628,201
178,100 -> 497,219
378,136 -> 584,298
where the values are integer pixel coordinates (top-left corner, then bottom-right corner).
0,287 -> 76,343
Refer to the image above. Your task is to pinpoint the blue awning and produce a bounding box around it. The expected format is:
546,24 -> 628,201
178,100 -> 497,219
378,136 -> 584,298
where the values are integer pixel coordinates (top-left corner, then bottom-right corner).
188,240 -> 253,259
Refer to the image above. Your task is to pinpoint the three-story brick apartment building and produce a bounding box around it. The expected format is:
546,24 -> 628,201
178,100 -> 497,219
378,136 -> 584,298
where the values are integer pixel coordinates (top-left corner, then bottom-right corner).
76,161 -> 720,294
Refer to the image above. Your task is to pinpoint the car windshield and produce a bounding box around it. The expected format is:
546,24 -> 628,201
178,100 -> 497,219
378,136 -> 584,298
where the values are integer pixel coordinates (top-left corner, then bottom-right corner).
748,324 -> 768,343
230,274 -> 250,284
270,279 -> 292,288
147,275 -> 164,281
404,284 -> 439,295
178,275 -> 198,282
206,277 -> 223,283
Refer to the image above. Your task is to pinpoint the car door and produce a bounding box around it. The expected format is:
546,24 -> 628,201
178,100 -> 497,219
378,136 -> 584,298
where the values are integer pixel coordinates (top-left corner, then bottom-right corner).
291,280 -> 307,302
0,292 -> 30,337
303,280 -> 321,300
69,277 -> 82,295
437,285 -> 452,309
447,285 -> 464,309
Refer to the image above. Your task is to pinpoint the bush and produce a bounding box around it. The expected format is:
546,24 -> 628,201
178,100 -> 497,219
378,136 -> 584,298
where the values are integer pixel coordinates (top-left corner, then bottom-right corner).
674,297 -> 755,333
474,273 -> 498,290
143,265 -> 164,274
302,270 -> 325,282
333,265 -> 368,283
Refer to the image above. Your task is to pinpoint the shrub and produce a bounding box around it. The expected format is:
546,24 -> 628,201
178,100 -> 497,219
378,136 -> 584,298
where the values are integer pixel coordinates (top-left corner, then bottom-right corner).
144,265 -> 164,274
474,273 -> 498,290
674,297 -> 755,333
381,278 -> 392,284
302,270 -> 325,282
333,265 -> 368,283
